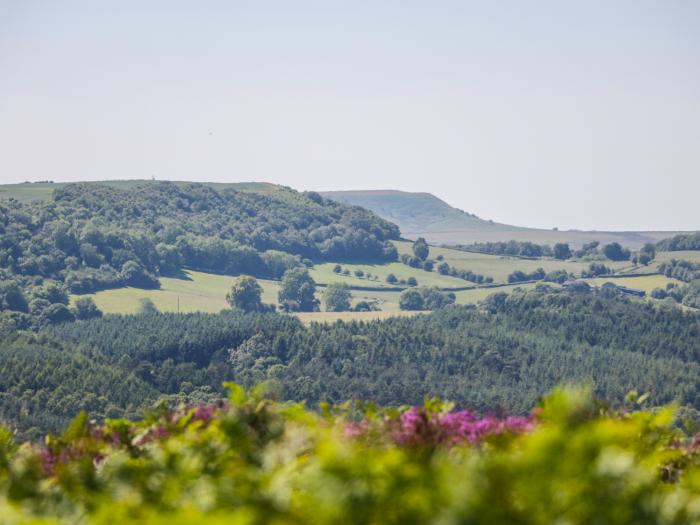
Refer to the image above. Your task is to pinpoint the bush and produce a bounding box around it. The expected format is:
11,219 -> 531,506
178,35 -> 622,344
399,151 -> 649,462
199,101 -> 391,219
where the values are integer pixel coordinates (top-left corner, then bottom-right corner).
2,386 -> 700,525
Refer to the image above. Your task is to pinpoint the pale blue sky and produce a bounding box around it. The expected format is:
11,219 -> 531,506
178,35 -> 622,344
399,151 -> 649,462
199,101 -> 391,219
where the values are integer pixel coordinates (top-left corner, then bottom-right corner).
1,1 -> 699,230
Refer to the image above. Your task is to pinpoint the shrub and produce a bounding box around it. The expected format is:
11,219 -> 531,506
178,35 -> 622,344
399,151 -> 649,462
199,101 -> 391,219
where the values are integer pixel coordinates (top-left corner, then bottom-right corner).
1,386 -> 699,525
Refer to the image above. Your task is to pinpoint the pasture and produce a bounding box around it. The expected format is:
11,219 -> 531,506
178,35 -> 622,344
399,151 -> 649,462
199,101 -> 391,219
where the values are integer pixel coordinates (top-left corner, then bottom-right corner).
70,270 -> 282,315
392,241 -> 632,283
309,261 -> 467,289
295,310 -> 423,325
453,282 -> 549,304
584,274 -> 682,293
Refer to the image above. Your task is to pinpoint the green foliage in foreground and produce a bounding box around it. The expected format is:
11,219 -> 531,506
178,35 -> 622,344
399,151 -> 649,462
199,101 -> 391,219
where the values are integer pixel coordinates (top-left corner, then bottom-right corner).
1,386 -> 700,524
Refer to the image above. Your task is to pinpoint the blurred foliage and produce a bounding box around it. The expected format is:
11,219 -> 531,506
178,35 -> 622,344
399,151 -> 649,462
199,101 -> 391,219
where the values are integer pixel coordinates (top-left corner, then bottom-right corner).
1,385 -> 700,524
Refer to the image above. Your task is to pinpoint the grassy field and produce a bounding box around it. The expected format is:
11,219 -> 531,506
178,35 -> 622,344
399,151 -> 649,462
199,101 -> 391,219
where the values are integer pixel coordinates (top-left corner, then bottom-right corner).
393,241 -> 631,283
309,261 -> 467,289
69,251 -> 693,321
70,270 -> 282,314
69,269 -> 404,315
584,274 -> 682,293
655,251 -> 700,264
452,282 -> 549,304
295,310 -> 423,325
68,268 -> 520,321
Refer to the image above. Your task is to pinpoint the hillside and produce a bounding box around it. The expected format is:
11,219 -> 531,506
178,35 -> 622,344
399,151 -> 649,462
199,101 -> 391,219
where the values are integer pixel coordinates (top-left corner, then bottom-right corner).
5,183 -> 690,248
321,189 -> 690,249
2,287 -> 697,437
0,181 -> 400,329
0,180 -> 286,203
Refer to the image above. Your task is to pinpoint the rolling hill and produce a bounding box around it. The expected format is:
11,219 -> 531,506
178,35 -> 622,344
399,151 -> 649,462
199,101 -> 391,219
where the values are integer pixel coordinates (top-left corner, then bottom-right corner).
321,189 -> 691,249
0,180 -> 287,203
1,182 -> 692,249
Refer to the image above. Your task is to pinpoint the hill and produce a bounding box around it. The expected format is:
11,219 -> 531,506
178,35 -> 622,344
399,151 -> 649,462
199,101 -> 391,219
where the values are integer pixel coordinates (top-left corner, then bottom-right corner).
321,189 -> 690,249
0,181 -> 400,329
5,183 -> 691,248
0,180 -> 286,203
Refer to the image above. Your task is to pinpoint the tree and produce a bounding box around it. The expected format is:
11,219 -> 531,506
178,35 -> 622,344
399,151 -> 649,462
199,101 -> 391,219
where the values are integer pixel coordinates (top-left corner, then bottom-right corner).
638,243 -> 656,266
42,303 -> 75,324
121,261 -> 159,288
226,276 -> 264,313
603,243 -> 631,262
553,243 -> 572,260
0,281 -> 28,312
399,289 -> 424,310
423,260 -> 434,272
71,297 -> 103,320
323,283 -> 352,312
352,300 -> 376,312
437,262 -> 450,275
278,268 -> 319,312
407,277 -> 418,286
333,264 -> 342,274
386,273 -> 398,284
138,298 -> 159,315
420,287 -> 456,310
412,238 -> 429,261
354,269 -> 364,278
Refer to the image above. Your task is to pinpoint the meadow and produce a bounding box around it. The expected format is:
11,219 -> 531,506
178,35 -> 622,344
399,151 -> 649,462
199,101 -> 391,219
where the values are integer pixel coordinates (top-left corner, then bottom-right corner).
393,240 -> 633,282
309,260 -> 467,289
69,254 -> 689,321
586,274 -> 682,293
70,270 -> 282,314
70,267 -> 554,322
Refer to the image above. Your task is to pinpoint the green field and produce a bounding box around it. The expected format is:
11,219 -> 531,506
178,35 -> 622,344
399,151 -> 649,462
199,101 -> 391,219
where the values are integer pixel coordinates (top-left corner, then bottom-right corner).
655,250 -> 700,265
295,310 -> 423,325
584,274 -> 682,294
309,261 -> 467,289
70,270 -> 282,314
69,267 -> 555,321
453,282 -> 549,304
393,241 -> 631,283
69,271 -> 408,317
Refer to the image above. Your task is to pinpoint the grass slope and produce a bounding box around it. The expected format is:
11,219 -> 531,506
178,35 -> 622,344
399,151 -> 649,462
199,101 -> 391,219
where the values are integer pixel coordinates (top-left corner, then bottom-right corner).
322,190 -> 691,249
309,261 -> 467,289
69,267 -> 547,320
584,275 -> 682,293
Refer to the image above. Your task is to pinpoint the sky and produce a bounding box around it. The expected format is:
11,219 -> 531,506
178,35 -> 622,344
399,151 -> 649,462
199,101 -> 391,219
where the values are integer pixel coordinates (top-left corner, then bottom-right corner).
1,1 -> 699,231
